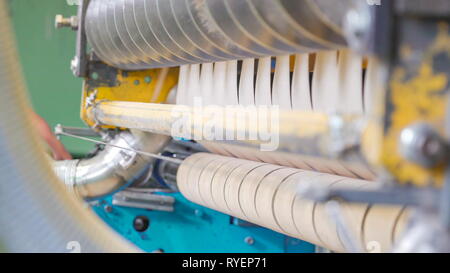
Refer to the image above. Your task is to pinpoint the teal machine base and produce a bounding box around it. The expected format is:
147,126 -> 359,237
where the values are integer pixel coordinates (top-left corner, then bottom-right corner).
92,193 -> 315,253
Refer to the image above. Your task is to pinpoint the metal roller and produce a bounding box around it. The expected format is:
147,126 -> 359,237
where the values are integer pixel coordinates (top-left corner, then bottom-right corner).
177,153 -> 409,252
85,0 -> 365,69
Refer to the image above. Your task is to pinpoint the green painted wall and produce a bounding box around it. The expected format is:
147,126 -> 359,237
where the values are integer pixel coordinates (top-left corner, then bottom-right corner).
9,0 -> 94,156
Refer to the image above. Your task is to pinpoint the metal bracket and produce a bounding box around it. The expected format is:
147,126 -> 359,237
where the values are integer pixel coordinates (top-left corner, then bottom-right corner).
71,0 -> 89,77
112,190 -> 175,212
54,124 -> 101,138
300,183 -> 440,208
396,0 -> 450,18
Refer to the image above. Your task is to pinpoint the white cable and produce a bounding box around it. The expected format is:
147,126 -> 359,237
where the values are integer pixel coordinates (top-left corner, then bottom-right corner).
58,131 -> 182,164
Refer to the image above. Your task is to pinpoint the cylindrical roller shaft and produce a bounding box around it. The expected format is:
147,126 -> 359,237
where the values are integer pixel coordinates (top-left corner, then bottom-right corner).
87,101 -> 366,165
177,153 -> 409,253
200,141 -> 376,181
84,0 -> 366,69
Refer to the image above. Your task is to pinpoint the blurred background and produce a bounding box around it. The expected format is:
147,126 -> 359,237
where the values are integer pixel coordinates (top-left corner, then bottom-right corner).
9,0 -> 92,157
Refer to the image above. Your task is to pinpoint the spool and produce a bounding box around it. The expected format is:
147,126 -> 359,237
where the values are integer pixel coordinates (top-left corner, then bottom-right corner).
177,153 -> 408,252
273,171 -> 324,236
255,168 -> 302,232
224,162 -> 268,219
240,164 -> 286,222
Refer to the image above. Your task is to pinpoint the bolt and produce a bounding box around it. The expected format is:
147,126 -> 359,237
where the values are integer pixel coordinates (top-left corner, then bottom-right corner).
70,57 -> 79,74
194,209 -> 203,217
423,137 -> 443,158
133,215 -> 150,232
244,236 -> 255,245
104,205 -> 113,213
399,123 -> 448,168
55,14 -> 78,30
91,72 -> 99,80
144,76 -> 152,83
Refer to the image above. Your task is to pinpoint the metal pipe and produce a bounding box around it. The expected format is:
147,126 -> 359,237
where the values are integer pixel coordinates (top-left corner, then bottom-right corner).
84,0 -> 366,69
53,130 -> 170,199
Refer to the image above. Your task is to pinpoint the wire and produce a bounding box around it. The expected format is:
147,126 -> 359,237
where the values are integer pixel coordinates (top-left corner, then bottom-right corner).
58,131 -> 183,165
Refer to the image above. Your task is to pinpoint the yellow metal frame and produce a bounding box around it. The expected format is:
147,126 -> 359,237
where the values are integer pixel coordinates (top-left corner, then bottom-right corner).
379,22 -> 450,187
81,67 -> 179,128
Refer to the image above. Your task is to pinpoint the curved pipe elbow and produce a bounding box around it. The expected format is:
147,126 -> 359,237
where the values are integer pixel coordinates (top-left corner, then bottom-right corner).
53,130 -> 170,200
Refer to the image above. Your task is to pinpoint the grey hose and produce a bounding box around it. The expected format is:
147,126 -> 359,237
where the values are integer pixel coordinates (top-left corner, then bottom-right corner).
0,0 -> 137,252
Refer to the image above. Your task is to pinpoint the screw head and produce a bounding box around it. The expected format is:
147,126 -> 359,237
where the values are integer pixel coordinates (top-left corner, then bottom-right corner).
244,236 -> 255,245
399,123 -> 448,168
103,205 -> 113,213
69,16 -> 79,30
70,57 -> 79,74
55,15 -> 64,28
194,209 -> 203,217
133,215 -> 150,232
55,14 -> 78,30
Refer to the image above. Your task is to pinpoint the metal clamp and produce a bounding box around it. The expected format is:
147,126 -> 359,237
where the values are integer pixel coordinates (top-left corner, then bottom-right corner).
112,190 -> 175,212
55,124 -> 101,138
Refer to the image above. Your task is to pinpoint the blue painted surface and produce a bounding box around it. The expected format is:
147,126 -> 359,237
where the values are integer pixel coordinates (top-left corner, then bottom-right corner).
92,193 -> 315,253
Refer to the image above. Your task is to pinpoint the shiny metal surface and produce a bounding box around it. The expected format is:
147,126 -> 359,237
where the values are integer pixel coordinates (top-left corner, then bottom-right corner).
84,0 -> 363,69
136,0 -> 189,65
113,0 -> 147,63
171,0 -> 237,60
53,130 -> 170,199
204,0 -> 277,56
185,0 -> 252,58
249,0 -> 329,50
112,189 -> 175,211
122,0 -> 174,65
224,1 -> 308,53
158,0 -> 220,61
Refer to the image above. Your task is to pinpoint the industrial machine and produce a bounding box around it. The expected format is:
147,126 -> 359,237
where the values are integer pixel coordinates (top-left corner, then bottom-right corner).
1,0 -> 450,253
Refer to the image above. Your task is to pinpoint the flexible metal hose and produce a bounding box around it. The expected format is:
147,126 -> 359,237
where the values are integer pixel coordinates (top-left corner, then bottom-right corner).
85,0 -> 364,69
0,0 -> 137,252
53,130 -> 170,200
